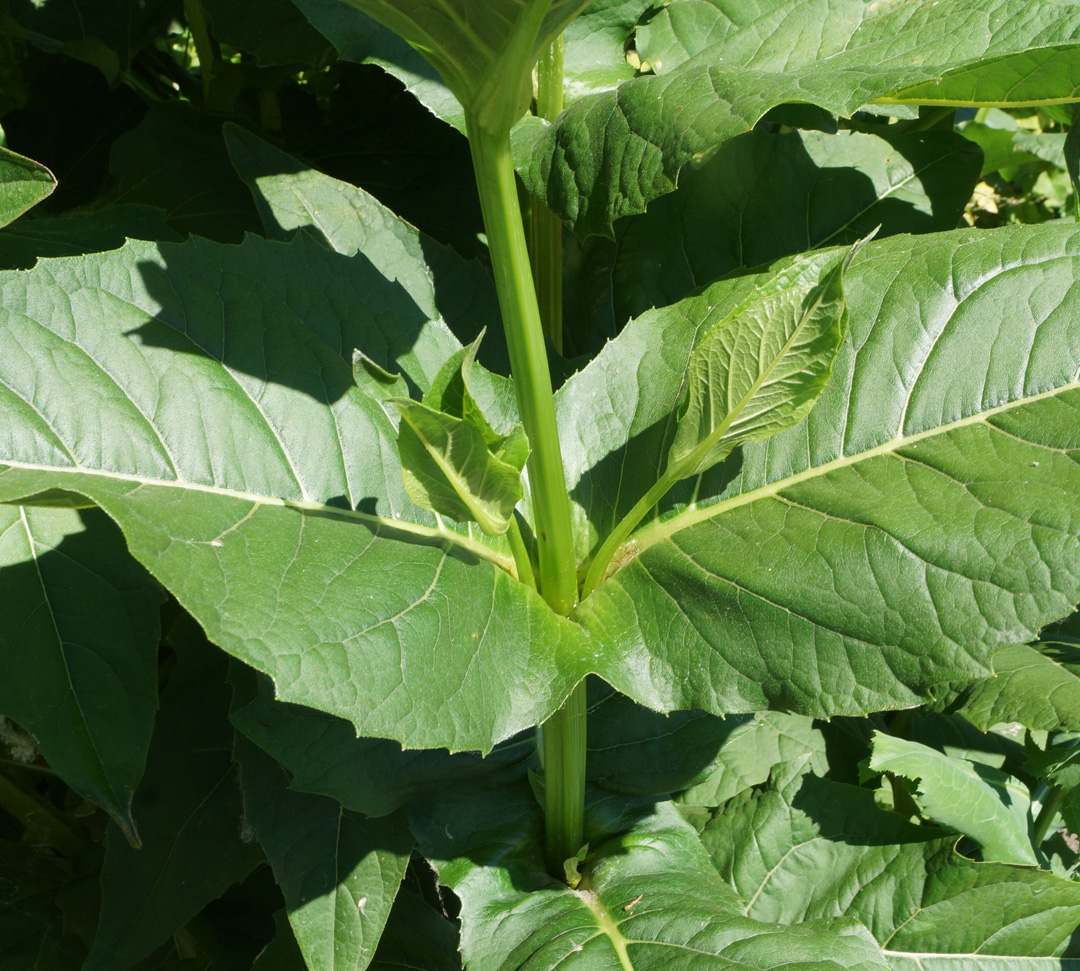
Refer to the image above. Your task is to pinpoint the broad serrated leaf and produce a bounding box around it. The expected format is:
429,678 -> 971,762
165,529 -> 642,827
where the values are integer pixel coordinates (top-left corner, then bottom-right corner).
0,234 -> 592,753
959,640 -> 1080,733
868,733 -> 1037,866
411,787 -> 889,971
523,0 -> 1080,235
567,225 -> 1080,722
704,767 -> 1080,958
0,506 -> 160,841
236,736 -> 412,971
84,619 -> 263,971
0,145 -> 55,229
667,249 -> 850,478
223,124 -> 503,370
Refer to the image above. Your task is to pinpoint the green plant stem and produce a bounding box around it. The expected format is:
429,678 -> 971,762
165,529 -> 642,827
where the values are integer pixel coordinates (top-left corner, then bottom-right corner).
1034,785 -> 1068,846
530,35 -> 565,353
543,678 -> 587,873
466,111 -> 582,876
506,514 -> 536,589
183,0 -> 217,101
582,468 -> 678,599
465,119 -> 577,616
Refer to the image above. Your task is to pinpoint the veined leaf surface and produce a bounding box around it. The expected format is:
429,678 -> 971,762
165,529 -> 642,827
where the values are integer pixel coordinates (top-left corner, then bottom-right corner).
0,146 -> 56,229
523,0 -> 1080,235
568,225 -> 1080,720
0,235 -> 590,753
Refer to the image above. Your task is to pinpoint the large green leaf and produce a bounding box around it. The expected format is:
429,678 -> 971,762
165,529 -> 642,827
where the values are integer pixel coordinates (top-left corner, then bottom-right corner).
412,787 -> 889,970
523,0 -> 1080,235
236,736 -> 412,971
0,233 -> 593,753
0,506 -> 161,841
868,733 -> 1037,866
568,225 -> 1080,720
958,639 -> 1080,733
562,126 -> 981,350
84,619 -> 263,971
223,124 -> 505,372
703,768 -> 1080,960
0,145 -> 55,229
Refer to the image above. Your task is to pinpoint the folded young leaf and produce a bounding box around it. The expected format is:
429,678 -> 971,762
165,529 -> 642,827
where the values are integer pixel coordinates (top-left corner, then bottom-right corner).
394,398 -> 527,535
868,732 -> 1037,866
667,250 -> 849,479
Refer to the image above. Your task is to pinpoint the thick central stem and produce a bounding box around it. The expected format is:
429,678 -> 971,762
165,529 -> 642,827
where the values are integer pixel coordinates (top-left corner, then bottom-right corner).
465,111 -> 584,874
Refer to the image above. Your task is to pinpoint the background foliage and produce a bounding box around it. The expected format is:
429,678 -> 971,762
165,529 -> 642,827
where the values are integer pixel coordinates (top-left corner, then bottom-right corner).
2,1 -> 1080,969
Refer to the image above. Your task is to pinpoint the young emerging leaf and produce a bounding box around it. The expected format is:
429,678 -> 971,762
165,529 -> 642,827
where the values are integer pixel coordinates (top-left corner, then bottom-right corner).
392,335 -> 529,535
667,247 -> 855,480
337,0 -> 592,134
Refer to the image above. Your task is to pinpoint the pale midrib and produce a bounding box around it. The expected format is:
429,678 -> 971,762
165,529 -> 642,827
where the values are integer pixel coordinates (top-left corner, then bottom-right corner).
0,459 -> 512,574
576,890 -> 635,971
631,380 -> 1080,555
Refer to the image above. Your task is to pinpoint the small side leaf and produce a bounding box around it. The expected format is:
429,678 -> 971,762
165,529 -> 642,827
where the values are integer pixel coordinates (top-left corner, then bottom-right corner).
667,246 -> 854,479
868,733 -> 1037,866
0,145 -> 55,228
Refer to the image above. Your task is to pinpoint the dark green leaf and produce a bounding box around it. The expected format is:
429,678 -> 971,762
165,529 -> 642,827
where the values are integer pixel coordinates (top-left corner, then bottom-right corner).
236,736 -> 412,971
0,145 -> 55,229
0,506 -> 161,839
84,619 -> 263,971
202,0 -> 332,67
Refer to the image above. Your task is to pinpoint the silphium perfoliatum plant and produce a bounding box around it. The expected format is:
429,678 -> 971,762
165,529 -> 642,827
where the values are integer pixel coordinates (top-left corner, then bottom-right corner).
1,0 -> 1080,968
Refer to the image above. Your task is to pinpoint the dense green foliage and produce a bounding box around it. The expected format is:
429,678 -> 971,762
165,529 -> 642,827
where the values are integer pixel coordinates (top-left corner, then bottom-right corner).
2,1 -> 1080,968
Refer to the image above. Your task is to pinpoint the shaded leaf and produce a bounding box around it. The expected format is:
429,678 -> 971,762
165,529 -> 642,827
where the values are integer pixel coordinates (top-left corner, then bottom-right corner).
202,0 -> 332,67
704,766 -> 1080,958
0,506 -> 161,839
960,640 -> 1080,733
84,618 -> 263,971
523,0 -> 1080,235
868,732 -> 1037,866
236,736 -> 412,971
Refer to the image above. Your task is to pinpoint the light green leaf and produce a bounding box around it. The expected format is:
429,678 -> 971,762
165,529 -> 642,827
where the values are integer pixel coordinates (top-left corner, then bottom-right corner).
412,788 -> 889,971
0,234 -> 592,753
394,397 -> 527,535
704,766 -> 1080,958
959,640 -> 1080,734
868,732 -> 1037,866
667,249 -> 850,478
0,145 -> 55,229
525,0 -> 1080,235
0,506 -> 161,841
886,958 -> 1080,971
236,735 -> 412,971
84,619 -> 263,971
568,225 -> 1080,722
